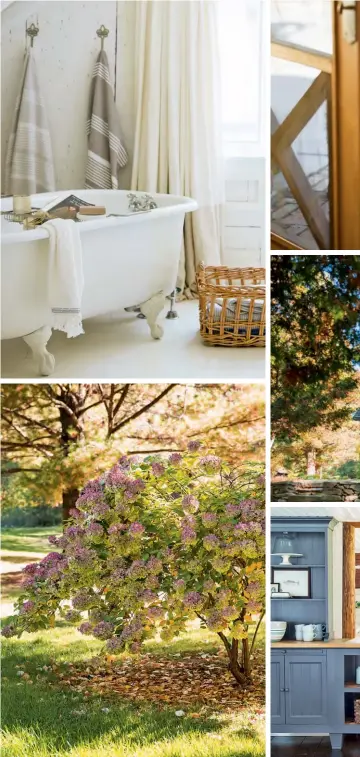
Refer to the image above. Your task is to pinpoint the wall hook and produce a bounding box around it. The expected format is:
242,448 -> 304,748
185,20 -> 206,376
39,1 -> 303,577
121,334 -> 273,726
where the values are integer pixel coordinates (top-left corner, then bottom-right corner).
96,24 -> 109,51
26,22 -> 39,48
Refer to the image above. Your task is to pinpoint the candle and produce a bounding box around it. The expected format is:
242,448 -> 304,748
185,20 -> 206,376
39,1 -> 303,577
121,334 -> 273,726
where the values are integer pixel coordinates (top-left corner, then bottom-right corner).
13,196 -> 31,214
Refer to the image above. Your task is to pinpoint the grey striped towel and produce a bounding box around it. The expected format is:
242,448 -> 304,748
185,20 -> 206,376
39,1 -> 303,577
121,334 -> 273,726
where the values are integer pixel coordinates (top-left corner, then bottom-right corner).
85,50 -> 128,189
5,49 -> 55,195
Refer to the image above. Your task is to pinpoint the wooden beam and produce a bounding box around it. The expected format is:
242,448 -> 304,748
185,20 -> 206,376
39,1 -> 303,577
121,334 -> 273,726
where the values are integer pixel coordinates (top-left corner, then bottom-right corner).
271,40 -> 333,74
271,111 -> 330,249
332,1 -> 360,249
342,523 -> 355,639
272,72 -> 330,154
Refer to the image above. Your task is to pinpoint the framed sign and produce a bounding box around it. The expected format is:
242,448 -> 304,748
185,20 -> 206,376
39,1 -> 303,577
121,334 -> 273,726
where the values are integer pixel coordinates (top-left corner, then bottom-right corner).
272,567 -> 311,599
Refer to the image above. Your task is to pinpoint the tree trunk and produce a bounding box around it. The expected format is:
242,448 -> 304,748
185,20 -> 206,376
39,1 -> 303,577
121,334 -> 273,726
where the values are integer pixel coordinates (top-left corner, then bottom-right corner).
62,487 -> 79,524
225,638 -> 250,685
307,449 -> 316,476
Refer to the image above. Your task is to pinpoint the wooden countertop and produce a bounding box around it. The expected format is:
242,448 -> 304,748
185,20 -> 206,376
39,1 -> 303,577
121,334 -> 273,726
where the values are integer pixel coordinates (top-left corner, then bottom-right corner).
272,640 -> 360,648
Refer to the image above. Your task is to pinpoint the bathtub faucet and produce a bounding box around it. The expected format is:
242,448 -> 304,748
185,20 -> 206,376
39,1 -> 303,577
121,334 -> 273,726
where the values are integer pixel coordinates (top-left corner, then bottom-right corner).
127,193 -> 158,212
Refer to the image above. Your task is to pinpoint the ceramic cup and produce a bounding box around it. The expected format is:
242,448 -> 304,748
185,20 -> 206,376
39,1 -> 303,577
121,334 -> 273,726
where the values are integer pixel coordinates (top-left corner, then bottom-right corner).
295,624 -> 304,641
313,623 -> 327,640
303,624 -> 316,641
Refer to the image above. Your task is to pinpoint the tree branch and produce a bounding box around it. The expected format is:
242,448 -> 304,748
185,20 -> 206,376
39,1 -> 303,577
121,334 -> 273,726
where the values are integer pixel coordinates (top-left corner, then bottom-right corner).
110,385 -> 177,435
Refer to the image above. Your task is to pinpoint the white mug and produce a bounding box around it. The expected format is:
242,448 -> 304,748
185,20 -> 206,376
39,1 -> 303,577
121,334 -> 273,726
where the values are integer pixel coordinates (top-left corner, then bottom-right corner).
303,624 -> 316,641
295,624 -> 304,641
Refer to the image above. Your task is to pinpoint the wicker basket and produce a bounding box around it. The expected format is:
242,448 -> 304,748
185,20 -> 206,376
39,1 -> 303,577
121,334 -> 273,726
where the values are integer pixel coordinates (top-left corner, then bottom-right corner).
197,264 -> 266,347
355,698 -> 360,724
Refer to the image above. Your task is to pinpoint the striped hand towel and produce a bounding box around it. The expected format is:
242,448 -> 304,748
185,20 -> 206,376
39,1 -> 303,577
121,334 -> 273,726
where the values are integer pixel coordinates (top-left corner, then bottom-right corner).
44,218 -> 84,338
85,50 -> 128,189
5,49 -> 55,195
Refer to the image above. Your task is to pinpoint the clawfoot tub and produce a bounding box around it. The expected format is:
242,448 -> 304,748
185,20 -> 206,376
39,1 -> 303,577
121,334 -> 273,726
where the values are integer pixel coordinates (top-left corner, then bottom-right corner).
1,190 -> 197,375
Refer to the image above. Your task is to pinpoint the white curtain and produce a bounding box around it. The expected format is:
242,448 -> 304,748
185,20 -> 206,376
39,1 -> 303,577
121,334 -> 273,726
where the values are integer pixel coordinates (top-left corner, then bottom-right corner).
131,0 -> 224,297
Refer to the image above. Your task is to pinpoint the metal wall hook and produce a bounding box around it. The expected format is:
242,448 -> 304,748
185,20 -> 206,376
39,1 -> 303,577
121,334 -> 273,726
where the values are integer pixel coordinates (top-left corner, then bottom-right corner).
26,22 -> 39,48
96,24 -> 109,50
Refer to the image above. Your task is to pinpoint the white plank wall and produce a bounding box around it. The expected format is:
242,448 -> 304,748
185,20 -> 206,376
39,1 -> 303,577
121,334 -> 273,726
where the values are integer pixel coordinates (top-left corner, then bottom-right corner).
222,156 -> 265,268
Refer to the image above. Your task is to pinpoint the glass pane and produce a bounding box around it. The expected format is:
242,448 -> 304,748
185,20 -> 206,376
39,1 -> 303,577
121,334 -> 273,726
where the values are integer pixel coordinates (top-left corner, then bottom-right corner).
271,0 -> 333,55
271,57 -> 330,250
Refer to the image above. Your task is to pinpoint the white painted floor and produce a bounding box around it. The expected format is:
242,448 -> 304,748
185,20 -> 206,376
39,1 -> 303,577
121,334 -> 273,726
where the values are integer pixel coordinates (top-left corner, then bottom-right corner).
1,301 -> 265,380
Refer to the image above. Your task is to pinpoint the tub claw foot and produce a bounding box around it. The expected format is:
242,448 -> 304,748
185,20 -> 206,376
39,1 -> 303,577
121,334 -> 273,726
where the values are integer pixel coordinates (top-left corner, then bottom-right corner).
23,325 -> 55,376
140,292 -> 166,340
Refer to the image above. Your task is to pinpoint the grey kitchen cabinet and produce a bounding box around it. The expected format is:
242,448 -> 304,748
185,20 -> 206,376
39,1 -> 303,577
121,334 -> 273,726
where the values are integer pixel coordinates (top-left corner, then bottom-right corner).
271,651 -> 327,727
285,653 -> 327,725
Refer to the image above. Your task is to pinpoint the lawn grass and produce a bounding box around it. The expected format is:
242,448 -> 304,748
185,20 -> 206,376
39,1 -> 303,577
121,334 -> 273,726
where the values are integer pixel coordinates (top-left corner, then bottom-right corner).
1,526 -> 62,554
1,527 -> 265,757
2,626 -> 265,757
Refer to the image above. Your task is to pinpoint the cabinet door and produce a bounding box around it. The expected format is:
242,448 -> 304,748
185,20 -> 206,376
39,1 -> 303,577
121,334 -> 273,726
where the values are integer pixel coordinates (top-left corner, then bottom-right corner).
271,655 -> 286,724
285,654 -> 328,725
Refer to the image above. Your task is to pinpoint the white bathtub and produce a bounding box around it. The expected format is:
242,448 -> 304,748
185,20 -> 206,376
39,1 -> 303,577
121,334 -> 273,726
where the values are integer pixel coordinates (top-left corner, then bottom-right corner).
1,189 -> 197,375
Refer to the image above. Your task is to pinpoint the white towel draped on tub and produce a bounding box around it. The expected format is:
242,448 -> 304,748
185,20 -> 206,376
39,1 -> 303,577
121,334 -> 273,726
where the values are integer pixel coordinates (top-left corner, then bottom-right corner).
44,219 -> 84,338
5,48 -> 55,195
85,49 -> 128,189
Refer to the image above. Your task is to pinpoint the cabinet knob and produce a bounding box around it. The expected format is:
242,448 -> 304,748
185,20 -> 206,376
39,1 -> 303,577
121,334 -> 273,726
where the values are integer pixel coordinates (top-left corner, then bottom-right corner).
285,688 -> 289,692
280,688 -> 285,692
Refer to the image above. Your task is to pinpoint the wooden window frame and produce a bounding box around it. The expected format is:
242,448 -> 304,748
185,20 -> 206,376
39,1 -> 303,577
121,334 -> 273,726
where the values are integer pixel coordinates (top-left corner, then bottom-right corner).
271,2 -> 360,251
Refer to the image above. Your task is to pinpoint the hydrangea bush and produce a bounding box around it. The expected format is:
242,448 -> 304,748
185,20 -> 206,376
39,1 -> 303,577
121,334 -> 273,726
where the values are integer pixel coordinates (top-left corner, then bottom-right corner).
3,445 -> 265,685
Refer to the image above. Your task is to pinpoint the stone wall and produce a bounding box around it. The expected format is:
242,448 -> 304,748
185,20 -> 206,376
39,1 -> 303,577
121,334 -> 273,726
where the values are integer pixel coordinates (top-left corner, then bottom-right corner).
271,480 -> 360,502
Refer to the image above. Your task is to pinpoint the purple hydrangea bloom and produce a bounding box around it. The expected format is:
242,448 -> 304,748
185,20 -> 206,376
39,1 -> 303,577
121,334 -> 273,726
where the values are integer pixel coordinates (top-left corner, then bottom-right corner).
181,527 -> 196,545
187,440 -> 201,451
23,562 -> 39,575
140,589 -> 157,602
128,522 -> 145,537
151,462 -> 165,477
19,600 -> 35,615
93,501 -> 110,517
127,560 -> 146,579
65,609 -> 81,623
106,465 -> 129,487
203,534 -> 220,550
77,479 -> 103,506
69,508 -> 83,520
147,557 -> 162,575
108,523 -> 127,535
72,592 -> 94,610
183,591 -> 203,610
199,455 -> 221,470
48,534 -> 59,545
87,522 -> 104,537
201,512 -> 217,526
106,636 -> 123,652
169,452 -> 182,465
174,579 -> 186,591
64,526 -> 85,540
1,624 -> 17,638
247,580 -> 261,593
118,455 -> 131,469
207,610 -> 227,631
225,503 -> 242,516
246,600 -> 261,613
78,622 -> 93,635
146,606 -> 163,620
92,621 -> 114,640
181,514 -> 196,527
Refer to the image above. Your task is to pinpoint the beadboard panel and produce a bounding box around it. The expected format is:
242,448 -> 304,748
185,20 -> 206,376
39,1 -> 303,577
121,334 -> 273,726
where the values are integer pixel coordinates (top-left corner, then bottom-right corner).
1,0 -> 117,190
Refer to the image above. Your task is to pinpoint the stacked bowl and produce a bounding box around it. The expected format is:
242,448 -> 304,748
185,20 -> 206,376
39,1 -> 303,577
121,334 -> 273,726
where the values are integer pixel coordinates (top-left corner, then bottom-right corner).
271,621 -> 287,642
